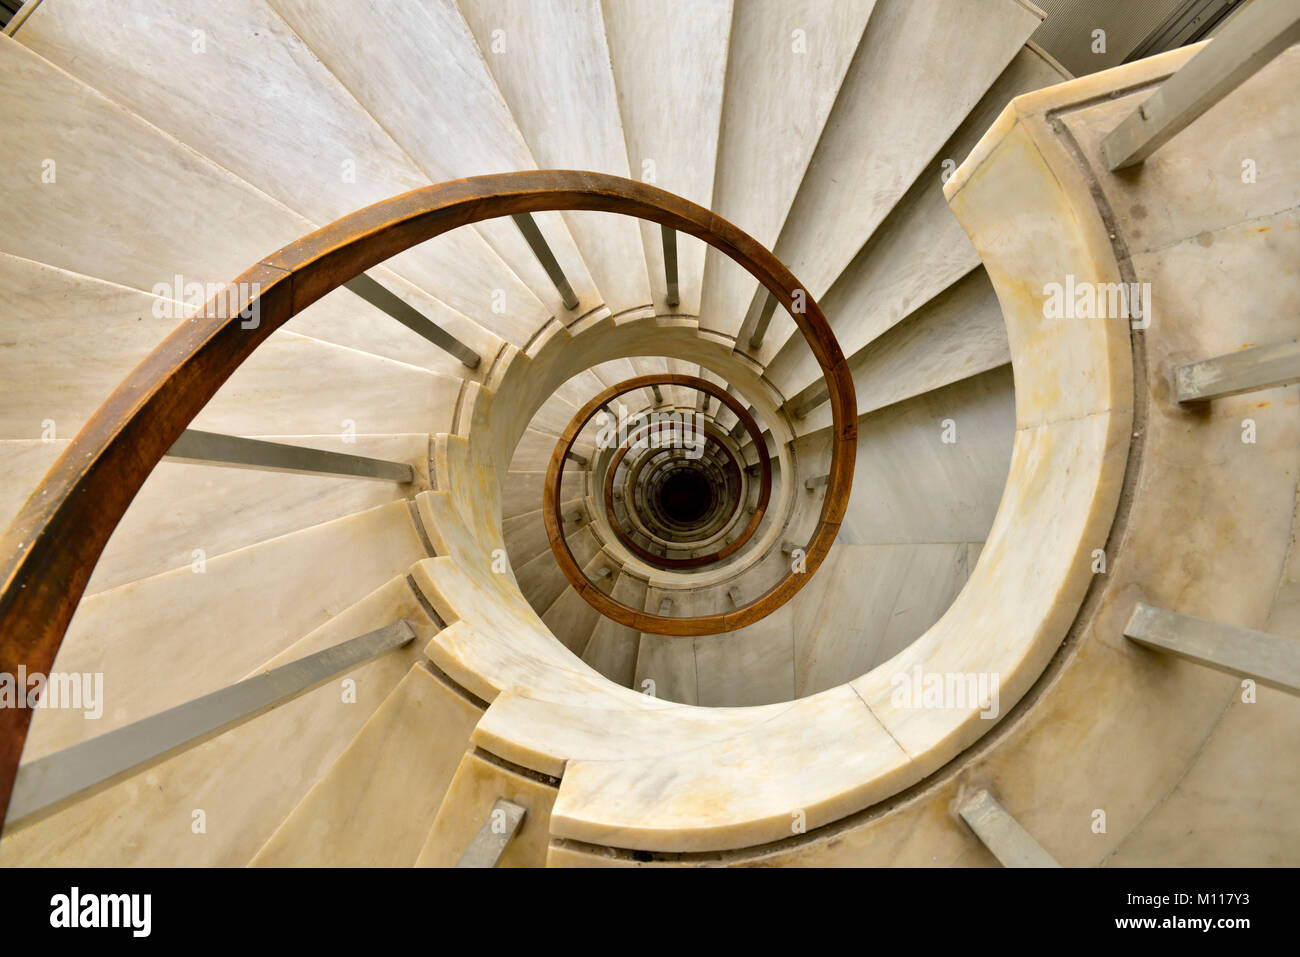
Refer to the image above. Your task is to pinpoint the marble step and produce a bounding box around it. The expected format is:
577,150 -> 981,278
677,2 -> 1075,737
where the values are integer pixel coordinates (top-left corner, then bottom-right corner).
0,254 -> 178,441
0,35 -> 310,297
508,426 -> 595,473
514,522 -> 597,615
0,37 -> 502,375
268,0 -> 604,320
285,267 -> 504,378
249,658 -> 485,866
540,547 -> 619,656
0,575 -> 440,866
20,500 -> 431,764
652,595 -> 797,699
409,493 -> 684,713
763,43 -> 1068,394
0,440 -> 64,535
694,608 -> 797,707
634,631 -> 698,706
791,268 -> 1009,438
416,748 -> 558,868
603,0 -> 732,314
457,0 -> 651,315
501,470 -> 547,521
837,365 -> 1016,547
514,547 -> 571,616
552,366 -> 615,413
197,333 -> 461,437
624,354 -> 678,399
662,359 -> 703,410
0,250 -> 496,399
502,496 -> 587,571
86,434 -> 430,596
789,542 -> 981,696
698,0 -> 876,338
661,541 -> 804,636
0,253 -> 439,593
581,570 -> 646,688
750,0 -> 1040,363
15,0 -> 553,346
633,577 -> 723,706
586,357 -> 663,420
500,508 -> 553,571
527,391 -> 585,439
501,464 -> 595,525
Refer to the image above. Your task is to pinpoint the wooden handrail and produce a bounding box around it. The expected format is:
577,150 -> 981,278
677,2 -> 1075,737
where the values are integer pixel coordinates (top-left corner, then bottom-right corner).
0,170 -> 855,828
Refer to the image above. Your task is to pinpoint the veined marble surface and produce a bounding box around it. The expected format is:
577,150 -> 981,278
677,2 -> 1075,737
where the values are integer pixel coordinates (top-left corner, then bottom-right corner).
251,660 -> 482,867
0,577 -> 438,866
764,44 -> 1065,391
18,0 -> 554,339
457,0 -> 651,315
698,0 -> 874,338
602,0 -> 732,315
550,44 -> 1297,864
24,501 -> 429,760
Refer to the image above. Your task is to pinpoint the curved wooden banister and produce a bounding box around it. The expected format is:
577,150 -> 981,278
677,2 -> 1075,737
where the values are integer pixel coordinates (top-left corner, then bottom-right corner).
0,169 -> 855,829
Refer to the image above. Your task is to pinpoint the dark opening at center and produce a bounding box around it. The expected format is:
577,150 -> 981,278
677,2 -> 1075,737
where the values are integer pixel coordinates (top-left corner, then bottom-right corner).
657,469 -> 715,525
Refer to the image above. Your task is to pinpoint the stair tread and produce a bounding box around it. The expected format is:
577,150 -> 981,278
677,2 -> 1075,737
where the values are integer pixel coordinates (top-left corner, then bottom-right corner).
835,366 -> 1016,547
698,0 -> 876,338
269,0 -> 603,318
415,748 -> 557,868
22,501 -> 429,763
16,0 -> 550,341
458,0 -> 651,314
581,572 -> 645,687
0,253 -> 493,427
88,434 -> 428,595
633,634 -> 698,706
250,660 -> 482,867
0,575 -> 438,866
0,35 -> 309,298
764,43 -> 1066,390
694,608 -> 797,707
603,0 -> 732,314
541,546 -> 615,653
792,542 -> 980,696
770,0 -> 1040,307
793,268 -> 1009,438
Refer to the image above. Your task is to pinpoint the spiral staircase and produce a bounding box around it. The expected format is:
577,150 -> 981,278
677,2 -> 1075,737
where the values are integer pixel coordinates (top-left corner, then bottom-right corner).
0,0 -> 1296,867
